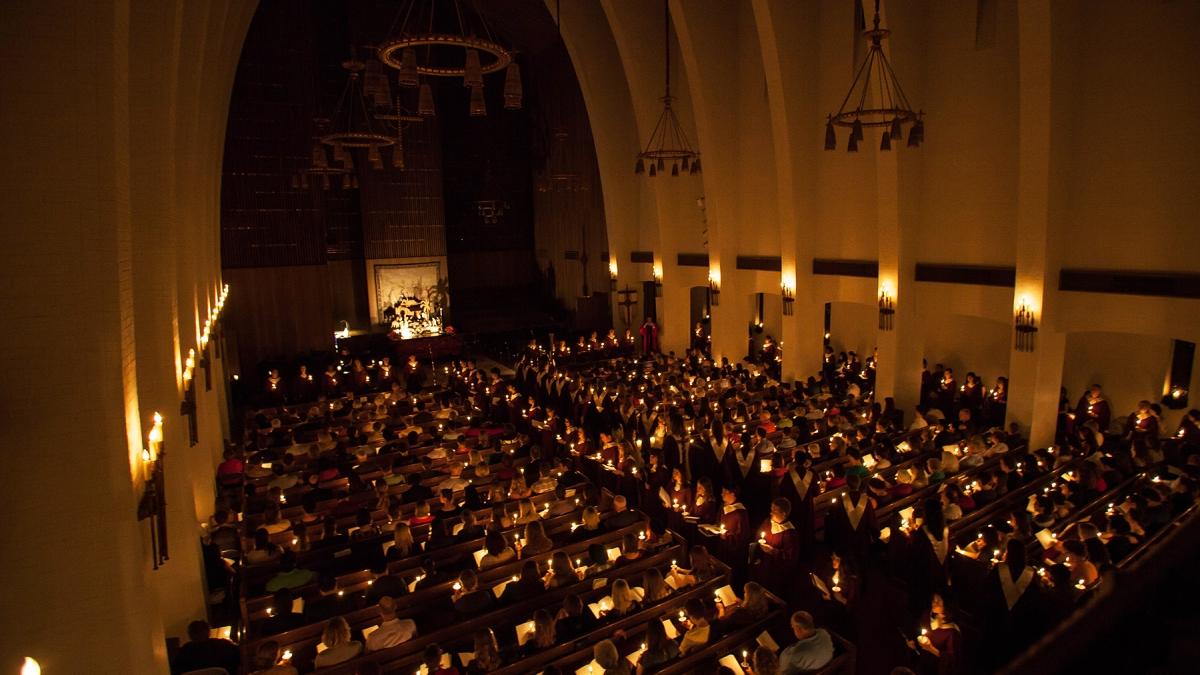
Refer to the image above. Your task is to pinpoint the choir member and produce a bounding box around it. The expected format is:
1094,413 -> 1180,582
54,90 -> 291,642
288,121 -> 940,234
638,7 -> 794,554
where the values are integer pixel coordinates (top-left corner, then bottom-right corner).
752,498 -> 799,590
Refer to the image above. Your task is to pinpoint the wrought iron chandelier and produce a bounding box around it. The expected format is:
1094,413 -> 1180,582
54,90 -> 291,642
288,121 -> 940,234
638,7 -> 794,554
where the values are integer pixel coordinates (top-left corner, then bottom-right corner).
536,1 -> 587,193
825,0 -> 923,152
634,0 -> 700,177
321,53 -> 395,175
377,0 -> 522,117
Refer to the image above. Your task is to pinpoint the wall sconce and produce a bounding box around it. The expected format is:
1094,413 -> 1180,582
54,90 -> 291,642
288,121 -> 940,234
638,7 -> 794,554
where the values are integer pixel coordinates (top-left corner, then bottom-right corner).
708,271 -> 721,306
138,412 -> 169,569
878,285 -> 895,330
1015,298 -> 1038,352
199,319 -> 213,392
652,264 -> 663,297
781,282 -> 794,316
609,260 -> 618,291
181,348 -> 199,446
21,658 -> 40,675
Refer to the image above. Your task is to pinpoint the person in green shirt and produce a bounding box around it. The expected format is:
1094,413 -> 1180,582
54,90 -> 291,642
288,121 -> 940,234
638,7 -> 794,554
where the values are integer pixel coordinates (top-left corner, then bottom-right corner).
265,551 -> 315,592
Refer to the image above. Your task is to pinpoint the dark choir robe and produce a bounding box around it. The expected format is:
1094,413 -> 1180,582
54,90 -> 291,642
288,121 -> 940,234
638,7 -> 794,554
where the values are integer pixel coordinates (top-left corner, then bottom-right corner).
827,490 -> 877,562
711,436 -> 737,492
291,373 -> 317,403
1074,395 -> 1112,434
777,466 -> 818,552
728,445 -> 759,492
320,370 -> 341,396
689,437 -> 721,493
906,526 -> 951,609
662,434 -> 685,477
957,383 -> 983,417
936,378 -> 957,416
753,519 -> 799,591
264,374 -> 286,405
983,388 -> 1007,430
599,440 -> 622,465
984,564 -> 1041,666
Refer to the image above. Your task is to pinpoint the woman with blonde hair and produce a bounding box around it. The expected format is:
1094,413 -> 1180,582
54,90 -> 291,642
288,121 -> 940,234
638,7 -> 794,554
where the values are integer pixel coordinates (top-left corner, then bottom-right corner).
468,629 -> 503,673
516,498 -> 540,525
605,578 -> 641,618
522,520 -> 553,556
528,608 -> 557,652
314,616 -> 362,667
508,473 -> 532,500
388,522 -> 415,560
567,504 -> 600,541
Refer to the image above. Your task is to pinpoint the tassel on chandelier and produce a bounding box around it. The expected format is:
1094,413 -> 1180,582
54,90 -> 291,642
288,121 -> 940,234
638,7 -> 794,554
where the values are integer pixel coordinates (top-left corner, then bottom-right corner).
469,85 -> 486,117
503,63 -> 523,110
418,84 -> 436,117
825,0 -> 923,153
398,48 -> 419,87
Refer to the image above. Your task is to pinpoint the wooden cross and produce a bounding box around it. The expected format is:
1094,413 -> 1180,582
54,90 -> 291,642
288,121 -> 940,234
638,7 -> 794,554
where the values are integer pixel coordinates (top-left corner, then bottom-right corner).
617,286 -> 639,330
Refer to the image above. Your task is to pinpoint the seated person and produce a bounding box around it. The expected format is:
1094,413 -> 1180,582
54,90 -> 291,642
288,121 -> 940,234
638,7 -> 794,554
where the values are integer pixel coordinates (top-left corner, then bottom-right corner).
521,519 -> 554,556
778,611 -> 834,674
555,593 -> 598,640
260,588 -> 305,635
606,494 -> 645,530
500,560 -> 544,604
635,617 -> 679,674
545,551 -> 580,588
453,569 -> 495,617
600,578 -> 641,620
479,530 -> 516,569
365,596 -> 418,651
314,616 -> 362,668
455,509 -> 486,542
366,558 -> 410,602
569,506 -> 604,543
247,640 -> 298,675
305,573 -> 353,622
522,609 -> 557,655
716,581 -> 770,630
264,551 -> 315,592
678,597 -> 711,656
593,638 -> 632,675
171,620 -> 239,675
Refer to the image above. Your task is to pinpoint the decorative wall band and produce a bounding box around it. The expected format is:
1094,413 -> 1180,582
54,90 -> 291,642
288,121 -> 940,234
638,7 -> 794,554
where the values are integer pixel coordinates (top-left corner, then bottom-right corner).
736,255 -> 782,272
630,250 -> 654,264
915,263 -> 1016,287
564,250 -> 580,260
812,258 -> 879,278
1059,269 -> 1200,299
677,253 -> 710,267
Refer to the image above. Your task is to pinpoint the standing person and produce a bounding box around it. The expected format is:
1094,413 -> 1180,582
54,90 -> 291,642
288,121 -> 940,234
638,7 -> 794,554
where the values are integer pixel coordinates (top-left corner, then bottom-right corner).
639,316 -> 659,356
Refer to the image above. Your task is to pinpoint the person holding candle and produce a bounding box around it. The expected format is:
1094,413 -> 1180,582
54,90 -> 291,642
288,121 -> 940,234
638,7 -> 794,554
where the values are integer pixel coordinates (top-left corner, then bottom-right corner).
719,486 -> 751,557
827,473 -> 878,564
752,498 -> 800,593
172,619 -> 240,675
635,617 -> 680,674
907,593 -> 964,675
678,597 -> 712,656
247,639 -> 299,675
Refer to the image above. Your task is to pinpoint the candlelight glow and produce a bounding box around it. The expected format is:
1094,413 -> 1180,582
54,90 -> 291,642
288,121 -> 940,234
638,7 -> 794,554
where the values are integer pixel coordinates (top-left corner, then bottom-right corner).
21,657 -> 40,675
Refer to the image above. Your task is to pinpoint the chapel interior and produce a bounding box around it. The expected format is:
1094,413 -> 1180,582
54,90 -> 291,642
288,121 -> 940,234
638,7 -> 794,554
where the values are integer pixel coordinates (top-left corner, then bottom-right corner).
3,1 -> 1200,674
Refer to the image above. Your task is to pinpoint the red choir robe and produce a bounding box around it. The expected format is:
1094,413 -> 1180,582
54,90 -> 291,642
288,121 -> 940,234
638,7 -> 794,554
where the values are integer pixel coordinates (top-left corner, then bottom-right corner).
719,502 -> 751,557
753,518 -> 800,587
639,321 -> 659,354
691,493 -> 719,525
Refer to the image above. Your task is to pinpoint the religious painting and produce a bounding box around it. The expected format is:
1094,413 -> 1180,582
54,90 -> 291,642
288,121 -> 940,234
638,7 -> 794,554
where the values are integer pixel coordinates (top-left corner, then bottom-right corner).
373,261 -> 449,338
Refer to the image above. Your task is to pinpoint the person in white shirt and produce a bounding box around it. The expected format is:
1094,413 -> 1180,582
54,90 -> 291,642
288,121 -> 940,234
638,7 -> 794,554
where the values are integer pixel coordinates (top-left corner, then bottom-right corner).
365,596 -> 418,652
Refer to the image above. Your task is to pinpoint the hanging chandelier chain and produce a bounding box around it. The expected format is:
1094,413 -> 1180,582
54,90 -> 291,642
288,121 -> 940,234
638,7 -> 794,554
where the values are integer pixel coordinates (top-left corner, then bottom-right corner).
663,0 -> 671,101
